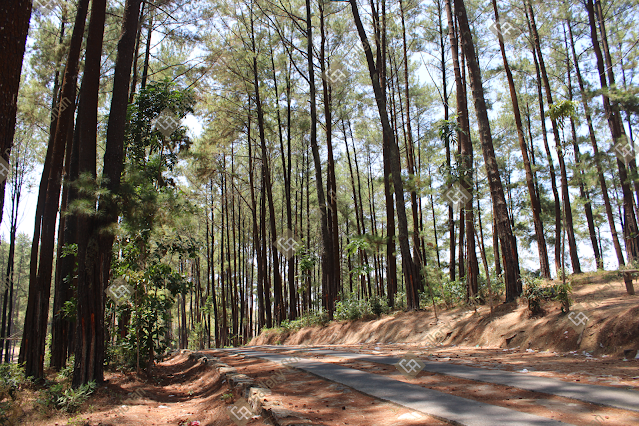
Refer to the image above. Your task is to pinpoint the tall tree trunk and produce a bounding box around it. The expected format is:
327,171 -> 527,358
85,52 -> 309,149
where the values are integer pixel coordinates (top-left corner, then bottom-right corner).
72,0 -> 107,388
526,1 -> 581,274
400,0 -> 424,292
350,0 -> 419,309
251,13 -> 283,325
319,2 -> 340,309
50,101 -> 79,371
454,0 -> 520,301
563,22 -> 601,270
492,0 -> 550,278
0,0 -> 31,222
585,0 -> 635,294
306,0 -> 335,315
446,0 -> 478,298
20,0 -> 90,380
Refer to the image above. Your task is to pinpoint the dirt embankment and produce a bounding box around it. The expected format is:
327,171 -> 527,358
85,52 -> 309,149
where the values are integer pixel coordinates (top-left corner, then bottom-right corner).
250,276 -> 639,356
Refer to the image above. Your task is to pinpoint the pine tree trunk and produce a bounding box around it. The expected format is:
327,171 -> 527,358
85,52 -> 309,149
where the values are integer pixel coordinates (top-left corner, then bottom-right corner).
72,0 -> 107,388
0,0 -> 31,223
492,0 -> 550,278
446,0 -> 478,298
454,0 -> 520,301
20,0 -> 90,380
350,0 -> 419,309
585,0 -> 635,294
526,1 -> 580,274
563,23 -> 601,269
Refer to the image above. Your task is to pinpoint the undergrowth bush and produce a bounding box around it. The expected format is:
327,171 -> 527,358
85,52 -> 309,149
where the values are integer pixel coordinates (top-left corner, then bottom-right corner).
40,381 -> 97,413
334,293 -> 390,321
0,363 -> 24,425
522,275 -> 572,314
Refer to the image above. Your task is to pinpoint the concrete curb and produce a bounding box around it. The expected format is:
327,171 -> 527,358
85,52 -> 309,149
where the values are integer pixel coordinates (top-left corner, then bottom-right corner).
183,350 -> 318,425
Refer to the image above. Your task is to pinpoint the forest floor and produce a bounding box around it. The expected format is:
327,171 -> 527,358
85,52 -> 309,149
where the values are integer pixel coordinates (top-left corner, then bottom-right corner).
251,271 -> 639,358
12,271 -> 639,425
16,353 -> 271,426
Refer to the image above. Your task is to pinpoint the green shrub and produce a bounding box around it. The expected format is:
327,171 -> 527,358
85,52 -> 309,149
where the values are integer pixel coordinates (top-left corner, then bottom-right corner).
369,295 -> 390,317
522,276 -> 572,314
56,355 -> 74,381
0,363 -> 23,401
42,381 -> 97,413
335,295 -> 363,321
334,294 -> 390,321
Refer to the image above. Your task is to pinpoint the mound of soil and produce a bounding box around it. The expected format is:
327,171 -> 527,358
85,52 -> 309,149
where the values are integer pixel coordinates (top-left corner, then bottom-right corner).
250,276 -> 639,357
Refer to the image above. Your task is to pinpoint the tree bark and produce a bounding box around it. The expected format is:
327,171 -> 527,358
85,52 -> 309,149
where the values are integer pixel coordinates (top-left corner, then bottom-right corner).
492,0 -> 550,278
20,0 -> 89,379
72,0 -> 107,388
350,0 -> 419,309
585,0 -> 635,294
454,0 -> 520,301
0,0 -> 31,224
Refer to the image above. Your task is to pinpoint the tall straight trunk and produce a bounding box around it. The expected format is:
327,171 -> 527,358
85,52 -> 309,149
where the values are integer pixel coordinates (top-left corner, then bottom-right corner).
444,3 -> 455,283
586,0 -> 635,294
595,0 -> 639,206
454,0 -> 520,301
271,43 -> 296,320
350,0 -> 418,309
0,0 -> 31,222
492,0 -> 550,278
319,2 -> 340,306
306,0 -> 335,315
446,0 -> 477,296
72,0 -> 107,388
1,152 -> 22,363
20,0 -> 90,379
247,107 -> 264,330
51,100 -> 79,371
563,23 -> 601,269
400,0 -> 423,286
251,14 -> 283,324
526,1 -> 580,274
529,42 -> 562,275
567,18 -> 623,270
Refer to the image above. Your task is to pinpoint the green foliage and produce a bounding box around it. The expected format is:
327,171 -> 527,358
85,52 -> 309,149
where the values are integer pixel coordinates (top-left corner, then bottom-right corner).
56,355 -> 74,381
522,276 -> 572,314
433,279 -> 466,308
60,298 -> 77,321
546,100 -> 577,129
188,322 -> 207,351
552,282 -> 572,313
334,293 -> 390,321
121,287 -> 174,369
42,381 -> 97,413
276,310 -> 330,332
0,363 -> 24,401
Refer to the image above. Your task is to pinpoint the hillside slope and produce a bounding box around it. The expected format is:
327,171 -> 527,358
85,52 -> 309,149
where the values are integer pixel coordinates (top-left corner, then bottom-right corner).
251,274 -> 639,357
